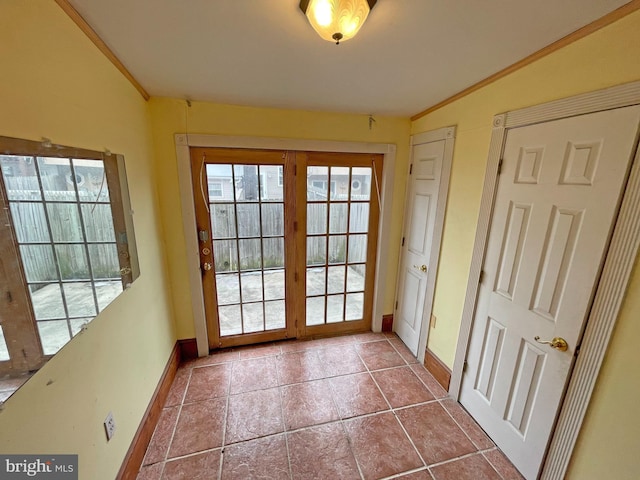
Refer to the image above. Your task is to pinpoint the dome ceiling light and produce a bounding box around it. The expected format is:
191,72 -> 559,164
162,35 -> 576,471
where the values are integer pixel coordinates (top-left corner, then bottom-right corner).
299,0 -> 377,45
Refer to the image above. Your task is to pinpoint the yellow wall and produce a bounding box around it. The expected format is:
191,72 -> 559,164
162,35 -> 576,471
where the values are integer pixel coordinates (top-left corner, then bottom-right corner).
148,99 -> 410,339
0,1 -> 176,478
412,10 -> 640,479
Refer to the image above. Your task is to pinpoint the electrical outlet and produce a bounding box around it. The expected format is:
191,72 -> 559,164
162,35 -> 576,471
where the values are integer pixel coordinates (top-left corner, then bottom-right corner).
430,314 -> 437,329
104,411 -> 116,441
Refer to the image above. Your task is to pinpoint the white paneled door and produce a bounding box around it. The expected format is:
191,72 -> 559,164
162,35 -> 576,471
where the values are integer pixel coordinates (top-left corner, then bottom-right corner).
460,105 -> 640,479
395,139 -> 446,354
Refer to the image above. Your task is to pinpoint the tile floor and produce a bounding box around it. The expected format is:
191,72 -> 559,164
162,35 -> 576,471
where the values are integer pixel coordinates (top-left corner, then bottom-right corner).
136,332 -> 523,480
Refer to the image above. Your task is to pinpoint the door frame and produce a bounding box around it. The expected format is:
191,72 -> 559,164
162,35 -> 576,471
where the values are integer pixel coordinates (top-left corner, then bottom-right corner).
393,126 -> 456,362
451,80 -> 640,480
175,134 -> 396,357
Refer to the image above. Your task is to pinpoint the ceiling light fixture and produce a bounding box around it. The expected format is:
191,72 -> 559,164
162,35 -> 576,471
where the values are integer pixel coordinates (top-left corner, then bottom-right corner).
299,0 -> 377,45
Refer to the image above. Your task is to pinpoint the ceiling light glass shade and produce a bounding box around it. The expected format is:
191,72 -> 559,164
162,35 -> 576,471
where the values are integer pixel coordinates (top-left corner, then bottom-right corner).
300,0 -> 376,44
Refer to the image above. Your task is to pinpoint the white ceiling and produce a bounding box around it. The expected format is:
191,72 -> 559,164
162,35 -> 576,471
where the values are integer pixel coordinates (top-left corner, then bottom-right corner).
68,0 -> 629,117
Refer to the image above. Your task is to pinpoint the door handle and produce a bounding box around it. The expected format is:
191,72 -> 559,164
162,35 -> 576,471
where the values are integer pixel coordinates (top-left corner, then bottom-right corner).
202,262 -> 212,271
413,264 -> 427,273
534,336 -> 568,351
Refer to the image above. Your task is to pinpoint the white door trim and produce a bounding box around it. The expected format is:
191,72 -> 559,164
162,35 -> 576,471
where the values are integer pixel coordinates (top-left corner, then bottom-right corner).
451,80 -> 640,480
395,126 -> 456,362
174,134 -> 397,357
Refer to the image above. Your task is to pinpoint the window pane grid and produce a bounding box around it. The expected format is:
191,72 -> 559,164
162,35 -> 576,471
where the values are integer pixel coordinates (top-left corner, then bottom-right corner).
306,165 -> 370,326
210,163 -> 285,336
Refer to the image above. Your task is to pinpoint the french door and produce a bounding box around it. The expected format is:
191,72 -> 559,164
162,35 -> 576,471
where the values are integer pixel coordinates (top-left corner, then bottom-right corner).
297,152 -> 381,337
191,148 -> 382,349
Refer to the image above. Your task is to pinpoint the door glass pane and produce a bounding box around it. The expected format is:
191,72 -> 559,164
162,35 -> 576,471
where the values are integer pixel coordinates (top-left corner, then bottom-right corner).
241,272 -> 263,303
346,293 -> 364,320
239,238 -> 262,270
237,204 -> 260,237
96,282 -> 123,312
330,167 -> 350,200
10,203 -> 50,242
307,237 -> 326,265
211,204 -> 236,239
37,320 -> 70,355
0,155 -> 40,200
264,269 -> 284,301
81,204 -> 116,242
235,165 -> 260,202
261,204 -> 284,236
327,295 -> 344,323
207,164 -> 234,202
327,266 -> 345,294
263,238 -> 284,269
55,245 -> 90,280
216,273 -> 240,305
20,245 -> 57,282
88,244 -> 121,279
351,167 -> 372,201
213,240 -> 238,272
243,303 -> 264,333
348,234 -> 367,263
73,159 -> 110,202
265,300 -> 285,329
63,283 -> 97,317
349,203 -> 369,233
347,265 -> 366,292
219,305 -> 242,336
48,203 -> 83,242
306,267 -> 325,296
29,284 -> 65,320
307,203 -> 327,234
307,166 -> 329,201
328,235 -> 346,264
329,203 -> 348,233
259,165 -> 284,202
306,297 -> 325,325
38,157 -> 76,202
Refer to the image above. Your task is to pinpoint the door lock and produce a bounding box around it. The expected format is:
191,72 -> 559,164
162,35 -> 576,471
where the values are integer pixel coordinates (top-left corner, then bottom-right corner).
534,336 -> 568,351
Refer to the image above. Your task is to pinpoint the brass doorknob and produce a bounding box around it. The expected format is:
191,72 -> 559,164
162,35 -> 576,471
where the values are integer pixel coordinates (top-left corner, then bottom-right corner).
413,264 -> 427,273
202,262 -> 212,271
534,336 -> 568,351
